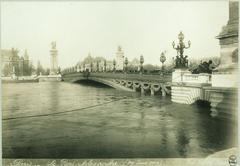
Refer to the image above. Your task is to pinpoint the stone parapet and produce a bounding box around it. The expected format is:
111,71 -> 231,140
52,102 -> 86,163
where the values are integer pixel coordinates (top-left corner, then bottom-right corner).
211,73 -> 238,88
172,69 -> 211,84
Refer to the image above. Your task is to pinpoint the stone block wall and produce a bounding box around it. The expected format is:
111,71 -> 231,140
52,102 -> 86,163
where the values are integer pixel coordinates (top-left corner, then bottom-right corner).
171,86 -> 202,104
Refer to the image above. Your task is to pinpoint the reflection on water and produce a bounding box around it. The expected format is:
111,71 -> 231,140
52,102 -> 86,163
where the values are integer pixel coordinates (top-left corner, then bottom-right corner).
176,127 -> 190,157
2,82 -> 237,158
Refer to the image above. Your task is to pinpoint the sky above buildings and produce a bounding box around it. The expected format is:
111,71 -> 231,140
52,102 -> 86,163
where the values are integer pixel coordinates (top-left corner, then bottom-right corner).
1,1 -> 228,68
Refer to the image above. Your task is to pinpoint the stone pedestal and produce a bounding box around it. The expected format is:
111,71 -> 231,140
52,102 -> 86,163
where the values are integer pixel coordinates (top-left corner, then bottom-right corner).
172,69 -> 191,83
173,69 -> 211,82
171,69 -> 211,104
207,0 -> 238,119
212,72 -> 238,88
203,87 -> 238,120
212,0 -> 238,88
50,49 -> 58,75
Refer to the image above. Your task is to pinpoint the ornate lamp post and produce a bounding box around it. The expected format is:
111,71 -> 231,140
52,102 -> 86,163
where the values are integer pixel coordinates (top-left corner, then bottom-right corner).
160,51 -> 166,74
58,67 -> 61,74
104,60 -> 107,72
113,59 -> 116,72
140,55 -> 144,74
83,63 -> 85,72
124,57 -> 128,73
96,61 -> 99,72
90,62 -> 93,72
12,66 -> 16,79
172,31 -> 191,68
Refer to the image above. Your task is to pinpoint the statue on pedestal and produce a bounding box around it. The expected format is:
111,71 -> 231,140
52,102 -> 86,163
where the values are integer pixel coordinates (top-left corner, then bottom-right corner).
192,60 -> 216,74
51,41 -> 56,49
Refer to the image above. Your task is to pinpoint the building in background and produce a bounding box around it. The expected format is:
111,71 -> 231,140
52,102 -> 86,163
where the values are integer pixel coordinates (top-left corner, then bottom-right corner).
129,58 -> 140,71
76,53 -> 112,72
105,61 -> 114,71
1,48 -> 32,77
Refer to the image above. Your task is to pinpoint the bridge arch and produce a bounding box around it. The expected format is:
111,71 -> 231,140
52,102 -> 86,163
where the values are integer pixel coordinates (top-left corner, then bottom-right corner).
74,79 -> 113,88
71,77 -> 134,92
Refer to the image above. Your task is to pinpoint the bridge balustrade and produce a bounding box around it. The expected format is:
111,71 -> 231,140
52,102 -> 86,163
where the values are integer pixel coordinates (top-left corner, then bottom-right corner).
63,72 -> 172,83
182,73 -> 212,84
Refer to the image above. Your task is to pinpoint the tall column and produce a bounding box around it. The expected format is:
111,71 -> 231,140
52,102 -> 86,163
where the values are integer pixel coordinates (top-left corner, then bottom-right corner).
212,0 -> 238,88
215,0 -> 238,72
50,41 -> 58,75
116,46 -> 124,71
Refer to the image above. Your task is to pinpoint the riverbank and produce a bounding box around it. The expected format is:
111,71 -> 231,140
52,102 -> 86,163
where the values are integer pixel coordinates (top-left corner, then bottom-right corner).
206,147 -> 238,158
2,79 -> 38,83
2,76 -> 38,83
198,147 -> 238,166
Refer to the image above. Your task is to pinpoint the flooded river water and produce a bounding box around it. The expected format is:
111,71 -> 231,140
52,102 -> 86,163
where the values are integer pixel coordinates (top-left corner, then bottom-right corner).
2,82 -> 237,158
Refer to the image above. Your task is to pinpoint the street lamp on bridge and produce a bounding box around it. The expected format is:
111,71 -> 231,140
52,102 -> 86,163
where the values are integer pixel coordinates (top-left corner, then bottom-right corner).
140,55 -> 144,74
113,59 -> 116,73
124,57 -> 128,73
96,61 -> 99,72
83,63 -> 85,72
90,62 -> 93,72
172,31 -> 191,68
104,60 -> 107,72
160,51 -> 166,75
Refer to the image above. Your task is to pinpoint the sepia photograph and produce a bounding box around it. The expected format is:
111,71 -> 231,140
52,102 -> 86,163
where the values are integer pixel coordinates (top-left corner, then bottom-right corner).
1,0 -> 239,165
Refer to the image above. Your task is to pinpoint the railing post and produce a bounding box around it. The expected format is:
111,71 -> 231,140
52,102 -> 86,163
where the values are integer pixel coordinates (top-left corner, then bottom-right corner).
150,88 -> 155,96
161,85 -> 166,97
141,87 -> 145,94
133,86 -> 137,92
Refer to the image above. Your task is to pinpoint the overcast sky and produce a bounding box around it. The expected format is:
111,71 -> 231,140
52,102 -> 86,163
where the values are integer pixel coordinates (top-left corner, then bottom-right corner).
1,1 -> 228,68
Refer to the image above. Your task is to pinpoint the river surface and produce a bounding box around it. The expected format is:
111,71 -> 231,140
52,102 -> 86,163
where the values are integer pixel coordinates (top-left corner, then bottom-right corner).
2,82 -> 237,158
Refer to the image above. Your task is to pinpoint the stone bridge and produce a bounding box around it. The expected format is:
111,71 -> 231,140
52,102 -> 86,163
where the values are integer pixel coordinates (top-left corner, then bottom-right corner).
62,70 -> 237,119
62,72 -> 172,96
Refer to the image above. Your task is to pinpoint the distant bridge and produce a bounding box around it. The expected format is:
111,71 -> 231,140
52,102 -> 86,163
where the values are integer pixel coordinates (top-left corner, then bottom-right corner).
62,72 -> 172,96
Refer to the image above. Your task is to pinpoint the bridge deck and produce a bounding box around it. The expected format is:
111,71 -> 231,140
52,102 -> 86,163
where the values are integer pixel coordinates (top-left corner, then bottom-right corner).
62,72 -> 172,83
